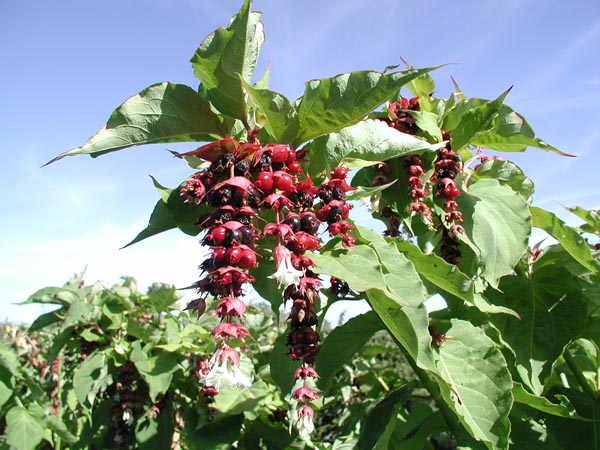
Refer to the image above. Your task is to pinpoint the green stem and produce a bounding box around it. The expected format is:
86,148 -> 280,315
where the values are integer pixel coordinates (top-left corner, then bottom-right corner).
394,336 -> 460,433
564,348 -> 597,398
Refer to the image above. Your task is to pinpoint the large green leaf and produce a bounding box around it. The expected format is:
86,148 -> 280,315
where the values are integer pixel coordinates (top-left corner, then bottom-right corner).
531,206 -> 598,274
294,67 -> 437,145
488,266 -> 587,394
305,118 -> 441,181
472,105 -> 571,156
130,343 -> 180,401
458,179 -> 531,288
433,319 -> 513,450
566,205 -> 600,234
73,351 -> 111,407
5,406 -> 46,450
309,231 -> 426,308
241,79 -> 299,143
123,199 -> 177,248
447,89 -> 511,151
469,159 -> 534,200
47,82 -> 227,164
190,0 -> 264,120
316,311 -> 384,390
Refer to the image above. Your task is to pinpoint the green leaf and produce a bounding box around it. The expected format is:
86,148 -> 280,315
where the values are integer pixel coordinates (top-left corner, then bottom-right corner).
190,0 -> 264,120
447,88 -> 511,151
531,206 -> 598,274
305,118 -> 441,182
0,343 -> 22,377
472,105 -> 572,156
488,266 -> 587,394
136,395 -> 175,450
123,199 -> 178,248
458,179 -> 531,288
130,343 -> 180,401
357,385 -> 412,450
408,110 -> 443,142
469,159 -> 534,200
317,311 -> 384,390
433,319 -> 513,450
405,71 -> 436,97
294,67 -> 438,145
212,380 -> 270,415
241,79 -> 299,143
47,415 -> 78,445
345,179 -> 397,202
28,308 -> 64,332
395,240 -> 474,303
73,351 -> 111,407
19,286 -> 80,306
310,230 -> 426,308
47,82 -> 227,164
269,334 -> 301,396
5,406 -> 46,450
512,382 -> 582,419
187,414 -> 244,449
566,205 -> 600,234
365,291 -> 435,372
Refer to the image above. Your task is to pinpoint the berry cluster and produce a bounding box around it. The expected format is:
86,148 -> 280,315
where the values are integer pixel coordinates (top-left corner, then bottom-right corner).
178,136 -> 355,436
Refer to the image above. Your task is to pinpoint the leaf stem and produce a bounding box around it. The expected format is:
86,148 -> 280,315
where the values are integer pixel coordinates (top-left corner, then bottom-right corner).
394,335 -> 460,433
563,347 -> 597,398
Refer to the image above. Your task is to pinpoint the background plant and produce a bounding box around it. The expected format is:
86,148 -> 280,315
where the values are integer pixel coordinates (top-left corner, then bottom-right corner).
4,0 -> 598,448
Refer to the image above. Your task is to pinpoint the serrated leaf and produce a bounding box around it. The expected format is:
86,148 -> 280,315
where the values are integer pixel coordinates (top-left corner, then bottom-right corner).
317,311 -> 384,389
433,319 -> 513,450
190,0 -> 264,119
470,159 -> 534,200
294,67 -> 438,145
5,406 -> 46,450
241,79 -> 299,143
488,266 -> 587,394
472,105 -> 571,156
458,179 -> 531,288
531,206 -> 598,274
447,89 -> 511,151
47,82 -> 227,164
305,119 -> 441,180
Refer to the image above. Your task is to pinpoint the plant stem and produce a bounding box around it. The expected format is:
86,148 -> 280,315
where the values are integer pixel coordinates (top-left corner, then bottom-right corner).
394,336 -> 460,433
563,348 -> 597,398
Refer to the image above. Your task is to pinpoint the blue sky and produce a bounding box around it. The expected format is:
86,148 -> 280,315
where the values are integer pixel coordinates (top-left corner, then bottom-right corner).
1,0 -> 598,323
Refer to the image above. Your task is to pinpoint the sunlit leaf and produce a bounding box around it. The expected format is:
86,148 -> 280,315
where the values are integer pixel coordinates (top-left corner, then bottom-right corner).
191,0 -> 264,119
47,82 -> 227,164
294,67 -> 438,145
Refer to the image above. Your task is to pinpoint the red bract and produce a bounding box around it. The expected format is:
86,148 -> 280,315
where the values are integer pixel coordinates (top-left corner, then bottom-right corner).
214,296 -> 247,317
262,193 -> 295,210
212,322 -> 251,341
291,386 -> 320,401
263,222 -> 295,241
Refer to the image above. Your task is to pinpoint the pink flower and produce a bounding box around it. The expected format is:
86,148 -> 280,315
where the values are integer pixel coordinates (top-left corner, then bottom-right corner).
294,366 -> 319,380
291,386 -> 319,402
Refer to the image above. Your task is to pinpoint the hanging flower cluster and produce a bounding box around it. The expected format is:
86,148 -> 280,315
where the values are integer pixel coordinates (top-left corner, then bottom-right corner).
372,97 -> 466,264
178,136 -> 355,435
431,131 -> 464,264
